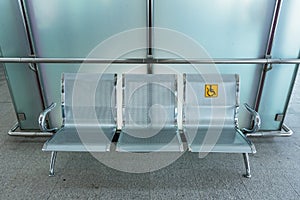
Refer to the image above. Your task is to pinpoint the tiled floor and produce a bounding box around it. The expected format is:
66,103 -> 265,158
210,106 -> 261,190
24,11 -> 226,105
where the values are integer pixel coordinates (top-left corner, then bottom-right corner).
0,66 -> 299,200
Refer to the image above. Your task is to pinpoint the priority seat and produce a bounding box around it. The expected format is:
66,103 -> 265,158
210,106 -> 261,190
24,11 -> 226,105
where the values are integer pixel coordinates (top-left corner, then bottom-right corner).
183,74 -> 259,178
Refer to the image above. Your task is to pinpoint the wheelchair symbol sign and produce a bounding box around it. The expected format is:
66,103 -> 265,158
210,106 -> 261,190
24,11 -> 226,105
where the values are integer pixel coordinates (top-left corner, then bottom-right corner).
205,84 -> 218,97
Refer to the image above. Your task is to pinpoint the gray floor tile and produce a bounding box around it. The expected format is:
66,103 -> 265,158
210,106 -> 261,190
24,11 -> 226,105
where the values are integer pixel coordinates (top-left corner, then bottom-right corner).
0,168 -> 18,197
50,187 -> 149,200
0,168 -> 58,200
250,139 -> 300,170
284,171 -> 300,197
150,168 -> 197,187
65,151 -> 193,173
284,113 -> 300,128
23,147 -> 71,172
0,102 -> 17,127
97,186 -> 150,200
198,189 -> 251,200
162,151 -> 194,170
0,127 -> 7,146
150,169 -> 200,200
0,84 -> 12,103
0,143 -> 35,170
85,167 -> 150,187
191,152 -> 246,173
47,169 -> 104,200
242,169 -> 300,200
5,136 -> 48,146
63,152 -> 109,171
84,152 -> 185,173
50,169 -> 150,200
286,104 -> 300,115
194,168 -> 244,190
151,187 -> 200,200
48,190 -> 99,200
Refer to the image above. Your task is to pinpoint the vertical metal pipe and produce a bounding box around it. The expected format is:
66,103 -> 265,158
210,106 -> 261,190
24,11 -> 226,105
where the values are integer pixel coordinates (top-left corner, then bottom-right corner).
254,0 -> 282,111
49,151 -> 57,177
18,0 -> 36,56
147,0 -> 153,74
242,153 -> 251,178
18,0 -> 46,110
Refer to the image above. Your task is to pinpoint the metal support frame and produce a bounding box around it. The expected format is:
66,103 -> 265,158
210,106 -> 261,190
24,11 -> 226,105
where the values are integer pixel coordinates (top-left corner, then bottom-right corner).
8,122 -> 53,137
246,123 -> 293,137
49,151 -> 57,177
251,0 -> 295,137
146,0 -> 153,74
255,0 -> 283,112
242,153 -> 251,178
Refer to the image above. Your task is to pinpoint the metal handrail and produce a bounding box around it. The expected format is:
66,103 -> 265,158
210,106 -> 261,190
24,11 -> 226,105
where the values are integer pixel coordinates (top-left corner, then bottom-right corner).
1,57 -> 300,64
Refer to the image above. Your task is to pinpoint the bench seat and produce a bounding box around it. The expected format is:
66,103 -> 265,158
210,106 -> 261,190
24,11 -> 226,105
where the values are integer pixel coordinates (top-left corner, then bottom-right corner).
42,126 -> 115,152
117,127 -> 183,152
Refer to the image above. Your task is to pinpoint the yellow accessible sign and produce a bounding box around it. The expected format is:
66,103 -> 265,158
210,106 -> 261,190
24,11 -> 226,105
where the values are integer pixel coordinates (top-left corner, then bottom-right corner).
205,84 -> 218,97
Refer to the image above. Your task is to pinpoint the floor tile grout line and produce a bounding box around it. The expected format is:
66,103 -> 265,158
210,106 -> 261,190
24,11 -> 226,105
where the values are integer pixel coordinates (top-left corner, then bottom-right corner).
46,177 -> 61,200
283,172 -> 300,198
239,176 -> 254,200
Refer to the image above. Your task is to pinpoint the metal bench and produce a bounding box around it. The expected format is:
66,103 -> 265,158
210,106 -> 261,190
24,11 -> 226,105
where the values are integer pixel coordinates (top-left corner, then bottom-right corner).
183,74 -> 260,178
39,73 -> 259,177
39,73 -> 117,176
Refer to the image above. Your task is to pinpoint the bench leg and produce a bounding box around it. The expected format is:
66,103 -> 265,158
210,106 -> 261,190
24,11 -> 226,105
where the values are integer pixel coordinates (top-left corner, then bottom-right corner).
242,153 -> 251,178
49,151 -> 57,177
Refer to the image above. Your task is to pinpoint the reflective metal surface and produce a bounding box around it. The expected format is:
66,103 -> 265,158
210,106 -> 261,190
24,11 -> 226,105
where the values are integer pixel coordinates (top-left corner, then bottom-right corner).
38,102 -> 57,132
42,73 -> 118,175
243,153 -> 251,178
183,74 -> 256,177
117,74 -> 182,152
49,151 -> 57,177
8,122 -> 53,137
242,103 -> 261,133
1,57 -> 300,64
183,74 -> 256,154
43,126 -> 116,152
247,123 -> 293,137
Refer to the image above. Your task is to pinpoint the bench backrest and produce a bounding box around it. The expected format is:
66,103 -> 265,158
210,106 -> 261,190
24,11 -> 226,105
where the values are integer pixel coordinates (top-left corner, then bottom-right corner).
184,74 -> 239,129
62,73 -> 116,127
123,74 -> 177,128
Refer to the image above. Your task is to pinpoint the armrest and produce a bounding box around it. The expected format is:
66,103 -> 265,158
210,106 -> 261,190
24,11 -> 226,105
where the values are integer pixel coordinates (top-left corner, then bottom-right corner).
38,103 -> 58,132
242,103 -> 261,133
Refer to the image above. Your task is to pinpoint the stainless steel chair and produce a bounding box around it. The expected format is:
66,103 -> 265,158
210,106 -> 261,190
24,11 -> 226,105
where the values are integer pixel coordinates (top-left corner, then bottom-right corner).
116,74 -> 184,152
39,73 -> 117,176
183,74 -> 260,178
